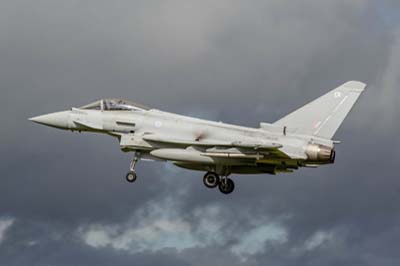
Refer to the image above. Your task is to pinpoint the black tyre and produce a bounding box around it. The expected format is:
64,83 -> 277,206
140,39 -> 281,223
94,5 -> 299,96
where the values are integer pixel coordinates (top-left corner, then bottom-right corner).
203,172 -> 219,188
126,171 -> 137,183
218,178 -> 235,194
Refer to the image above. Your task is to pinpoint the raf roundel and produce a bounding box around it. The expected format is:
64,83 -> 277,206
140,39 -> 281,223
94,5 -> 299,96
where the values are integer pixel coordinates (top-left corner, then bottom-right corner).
154,121 -> 163,128
334,91 -> 342,98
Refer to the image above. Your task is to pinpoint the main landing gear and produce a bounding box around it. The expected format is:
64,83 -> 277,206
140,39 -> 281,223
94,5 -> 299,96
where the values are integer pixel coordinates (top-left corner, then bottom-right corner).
126,152 -> 140,183
124,152 -> 235,194
203,171 -> 235,194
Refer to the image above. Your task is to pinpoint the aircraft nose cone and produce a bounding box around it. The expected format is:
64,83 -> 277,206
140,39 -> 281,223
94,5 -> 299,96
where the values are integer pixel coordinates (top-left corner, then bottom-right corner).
29,111 -> 70,129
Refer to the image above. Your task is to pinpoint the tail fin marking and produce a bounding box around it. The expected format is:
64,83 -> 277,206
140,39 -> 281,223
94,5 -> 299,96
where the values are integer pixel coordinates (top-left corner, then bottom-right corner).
273,81 -> 366,139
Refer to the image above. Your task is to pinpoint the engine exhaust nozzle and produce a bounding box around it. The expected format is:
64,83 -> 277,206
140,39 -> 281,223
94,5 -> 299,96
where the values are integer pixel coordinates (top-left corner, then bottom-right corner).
305,144 -> 335,163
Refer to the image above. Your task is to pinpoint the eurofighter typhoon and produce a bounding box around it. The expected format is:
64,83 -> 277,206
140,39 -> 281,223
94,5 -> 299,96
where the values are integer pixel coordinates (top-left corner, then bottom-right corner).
30,81 -> 366,194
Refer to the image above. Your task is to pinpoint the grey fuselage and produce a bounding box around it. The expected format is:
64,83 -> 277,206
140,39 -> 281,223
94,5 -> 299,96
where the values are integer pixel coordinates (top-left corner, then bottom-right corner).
30,81 -> 367,178
31,105 -> 335,176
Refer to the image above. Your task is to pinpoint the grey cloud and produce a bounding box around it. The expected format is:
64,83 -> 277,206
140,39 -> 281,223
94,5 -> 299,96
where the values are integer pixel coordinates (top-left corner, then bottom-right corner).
1,0 -> 400,265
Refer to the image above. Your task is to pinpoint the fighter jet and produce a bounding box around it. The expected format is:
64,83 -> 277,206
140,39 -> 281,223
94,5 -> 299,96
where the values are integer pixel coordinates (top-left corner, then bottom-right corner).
29,81 -> 366,194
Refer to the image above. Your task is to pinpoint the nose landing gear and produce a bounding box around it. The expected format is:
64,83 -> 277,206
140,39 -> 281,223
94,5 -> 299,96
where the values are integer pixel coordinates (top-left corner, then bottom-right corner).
126,171 -> 137,183
203,171 -> 235,194
125,152 -> 140,183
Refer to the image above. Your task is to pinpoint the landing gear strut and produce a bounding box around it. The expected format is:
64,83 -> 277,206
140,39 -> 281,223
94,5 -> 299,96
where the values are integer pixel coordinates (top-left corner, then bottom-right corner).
126,152 -> 140,183
203,171 -> 235,194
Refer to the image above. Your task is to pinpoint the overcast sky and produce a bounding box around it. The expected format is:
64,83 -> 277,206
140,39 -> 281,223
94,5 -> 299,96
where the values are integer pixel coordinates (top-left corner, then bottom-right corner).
1,1 -> 400,265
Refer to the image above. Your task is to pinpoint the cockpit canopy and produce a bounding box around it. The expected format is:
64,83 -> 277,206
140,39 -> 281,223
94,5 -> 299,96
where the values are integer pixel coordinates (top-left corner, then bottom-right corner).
80,99 -> 150,111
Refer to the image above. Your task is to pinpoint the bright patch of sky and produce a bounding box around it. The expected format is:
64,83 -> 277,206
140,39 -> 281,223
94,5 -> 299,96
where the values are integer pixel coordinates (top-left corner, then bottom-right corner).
81,219 -> 195,252
0,217 -> 15,245
78,199 -> 224,252
78,198 -> 290,255
231,223 -> 288,256
304,230 -> 335,250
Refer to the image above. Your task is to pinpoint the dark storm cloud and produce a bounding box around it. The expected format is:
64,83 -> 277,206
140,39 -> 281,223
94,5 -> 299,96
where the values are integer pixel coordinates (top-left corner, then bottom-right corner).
1,0 -> 400,265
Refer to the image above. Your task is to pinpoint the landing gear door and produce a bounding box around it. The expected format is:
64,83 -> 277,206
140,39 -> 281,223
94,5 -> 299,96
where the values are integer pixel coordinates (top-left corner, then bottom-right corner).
119,134 -> 152,152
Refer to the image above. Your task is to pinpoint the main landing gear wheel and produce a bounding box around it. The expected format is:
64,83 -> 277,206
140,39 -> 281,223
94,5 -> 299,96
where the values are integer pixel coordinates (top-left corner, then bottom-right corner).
203,172 -> 220,188
126,171 -> 137,183
218,178 -> 235,194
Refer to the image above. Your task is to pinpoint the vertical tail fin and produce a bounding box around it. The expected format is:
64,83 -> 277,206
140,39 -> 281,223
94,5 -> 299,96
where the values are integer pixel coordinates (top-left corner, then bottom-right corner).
274,81 -> 366,139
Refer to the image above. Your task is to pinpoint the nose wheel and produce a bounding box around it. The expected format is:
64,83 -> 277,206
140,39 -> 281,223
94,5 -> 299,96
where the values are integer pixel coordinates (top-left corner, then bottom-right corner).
203,171 -> 235,194
126,171 -> 137,183
125,152 -> 140,183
